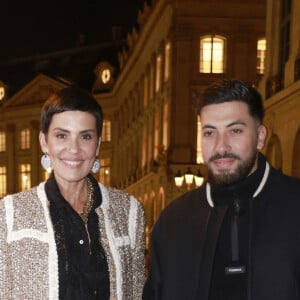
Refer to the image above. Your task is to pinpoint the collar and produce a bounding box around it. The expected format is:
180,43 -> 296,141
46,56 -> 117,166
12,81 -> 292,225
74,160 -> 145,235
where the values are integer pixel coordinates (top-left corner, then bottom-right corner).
206,154 -> 270,208
45,173 -> 102,210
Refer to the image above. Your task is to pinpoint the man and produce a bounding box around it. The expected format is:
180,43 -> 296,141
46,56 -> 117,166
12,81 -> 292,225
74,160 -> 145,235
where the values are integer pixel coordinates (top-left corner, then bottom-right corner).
143,80 -> 300,300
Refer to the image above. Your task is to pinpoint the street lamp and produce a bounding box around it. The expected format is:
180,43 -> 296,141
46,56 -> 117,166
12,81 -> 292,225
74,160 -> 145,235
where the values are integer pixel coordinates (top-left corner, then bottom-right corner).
184,168 -> 194,186
174,170 -> 184,187
194,170 -> 204,187
174,167 -> 204,189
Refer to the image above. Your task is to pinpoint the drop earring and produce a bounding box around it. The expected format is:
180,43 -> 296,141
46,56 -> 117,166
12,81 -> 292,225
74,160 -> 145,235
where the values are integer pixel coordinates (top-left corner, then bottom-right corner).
41,152 -> 51,171
91,159 -> 100,173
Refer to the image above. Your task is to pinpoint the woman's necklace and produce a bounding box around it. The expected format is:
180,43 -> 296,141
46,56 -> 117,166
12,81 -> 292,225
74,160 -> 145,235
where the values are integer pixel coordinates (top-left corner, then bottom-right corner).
80,177 -> 94,224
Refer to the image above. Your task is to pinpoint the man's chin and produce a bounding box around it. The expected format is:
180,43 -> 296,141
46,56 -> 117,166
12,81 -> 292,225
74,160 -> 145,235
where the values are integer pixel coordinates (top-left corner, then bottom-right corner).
208,170 -> 239,186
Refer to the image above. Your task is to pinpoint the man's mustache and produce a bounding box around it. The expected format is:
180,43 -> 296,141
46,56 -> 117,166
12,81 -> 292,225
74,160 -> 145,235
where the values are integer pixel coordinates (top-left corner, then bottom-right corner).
209,152 -> 241,162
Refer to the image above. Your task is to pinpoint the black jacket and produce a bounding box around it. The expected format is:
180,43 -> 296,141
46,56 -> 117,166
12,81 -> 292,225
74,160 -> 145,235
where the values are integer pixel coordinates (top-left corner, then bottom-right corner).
143,156 -> 300,300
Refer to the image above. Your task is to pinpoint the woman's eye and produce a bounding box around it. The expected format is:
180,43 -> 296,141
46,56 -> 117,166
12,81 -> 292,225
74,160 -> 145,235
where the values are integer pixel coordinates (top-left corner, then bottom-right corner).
81,134 -> 92,140
56,133 -> 67,139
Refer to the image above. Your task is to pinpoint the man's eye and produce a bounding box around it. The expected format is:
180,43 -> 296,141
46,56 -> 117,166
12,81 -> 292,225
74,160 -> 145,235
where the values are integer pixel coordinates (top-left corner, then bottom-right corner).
232,128 -> 242,134
203,131 -> 213,137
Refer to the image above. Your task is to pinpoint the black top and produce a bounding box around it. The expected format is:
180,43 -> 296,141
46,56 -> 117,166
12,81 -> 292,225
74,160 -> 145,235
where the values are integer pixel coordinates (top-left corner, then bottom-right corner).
45,173 -> 110,300
209,153 -> 266,300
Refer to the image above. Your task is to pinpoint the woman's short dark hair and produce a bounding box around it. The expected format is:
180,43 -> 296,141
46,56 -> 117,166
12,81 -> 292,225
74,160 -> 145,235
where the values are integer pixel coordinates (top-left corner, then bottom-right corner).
41,87 -> 103,137
200,79 -> 264,123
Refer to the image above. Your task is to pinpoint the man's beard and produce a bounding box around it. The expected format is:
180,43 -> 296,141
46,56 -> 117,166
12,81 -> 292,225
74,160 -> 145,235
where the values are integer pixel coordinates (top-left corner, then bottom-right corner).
207,150 -> 257,186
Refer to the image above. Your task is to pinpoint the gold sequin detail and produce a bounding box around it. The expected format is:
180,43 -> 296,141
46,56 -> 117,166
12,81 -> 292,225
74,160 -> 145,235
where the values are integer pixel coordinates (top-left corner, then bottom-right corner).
79,177 -> 94,224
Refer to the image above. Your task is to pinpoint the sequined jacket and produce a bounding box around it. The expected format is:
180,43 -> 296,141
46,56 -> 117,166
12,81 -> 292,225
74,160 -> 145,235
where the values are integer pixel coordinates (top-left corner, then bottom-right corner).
0,182 -> 145,300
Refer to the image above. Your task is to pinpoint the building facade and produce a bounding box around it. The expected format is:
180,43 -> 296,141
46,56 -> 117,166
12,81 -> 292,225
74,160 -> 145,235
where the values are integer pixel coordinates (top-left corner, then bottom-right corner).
3,0 -> 299,252
259,0 -> 300,178
97,0 -> 267,242
0,74 -> 114,197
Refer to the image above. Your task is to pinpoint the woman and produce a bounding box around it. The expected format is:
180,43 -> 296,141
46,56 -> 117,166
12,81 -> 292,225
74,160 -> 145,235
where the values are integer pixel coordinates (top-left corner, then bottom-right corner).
0,87 -> 145,299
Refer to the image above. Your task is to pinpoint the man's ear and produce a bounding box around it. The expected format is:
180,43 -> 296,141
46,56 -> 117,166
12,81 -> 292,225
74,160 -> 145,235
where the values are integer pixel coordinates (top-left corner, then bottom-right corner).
39,131 -> 48,153
257,125 -> 267,150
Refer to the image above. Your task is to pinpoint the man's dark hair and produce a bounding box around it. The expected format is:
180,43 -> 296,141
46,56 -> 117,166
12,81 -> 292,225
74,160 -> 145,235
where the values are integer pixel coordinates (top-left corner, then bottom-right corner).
200,79 -> 264,123
41,86 -> 103,137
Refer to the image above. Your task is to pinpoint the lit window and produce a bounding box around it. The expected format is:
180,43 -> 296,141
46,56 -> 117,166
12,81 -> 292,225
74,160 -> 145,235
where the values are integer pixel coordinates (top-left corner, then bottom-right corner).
164,42 -> 171,81
154,112 -> 160,159
144,75 -> 149,107
20,128 -> 31,150
101,68 -> 111,84
257,38 -> 266,74
150,64 -> 154,99
0,131 -> 6,152
162,103 -> 169,149
0,87 -> 5,101
142,126 -> 147,168
279,0 -> 291,75
197,115 -> 203,164
102,120 -> 111,142
20,163 -> 31,191
0,166 -> 7,198
199,35 -> 225,73
156,55 -> 162,92
99,158 -> 110,186
148,118 -> 153,162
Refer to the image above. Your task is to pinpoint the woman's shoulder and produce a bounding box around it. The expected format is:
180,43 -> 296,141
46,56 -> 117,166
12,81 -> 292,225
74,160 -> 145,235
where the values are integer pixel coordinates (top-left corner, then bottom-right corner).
1,183 -> 46,212
98,183 -> 143,211
99,183 -> 129,199
2,186 -> 38,202
0,185 -> 47,226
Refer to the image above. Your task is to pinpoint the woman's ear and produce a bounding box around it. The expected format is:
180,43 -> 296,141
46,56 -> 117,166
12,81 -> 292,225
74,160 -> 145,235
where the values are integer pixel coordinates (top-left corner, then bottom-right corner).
257,125 -> 267,150
96,136 -> 101,155
39,131 -> 48,153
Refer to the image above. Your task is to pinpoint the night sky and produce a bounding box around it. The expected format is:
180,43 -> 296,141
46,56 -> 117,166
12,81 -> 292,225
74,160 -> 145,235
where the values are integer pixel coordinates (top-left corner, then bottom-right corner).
1,0 -> 147,61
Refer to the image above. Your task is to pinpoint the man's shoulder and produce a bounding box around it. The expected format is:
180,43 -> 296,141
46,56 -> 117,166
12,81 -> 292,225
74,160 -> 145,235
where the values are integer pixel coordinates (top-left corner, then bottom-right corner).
160,184 -> 209,220
266,168 -> 300,204
270,168 -> 300,190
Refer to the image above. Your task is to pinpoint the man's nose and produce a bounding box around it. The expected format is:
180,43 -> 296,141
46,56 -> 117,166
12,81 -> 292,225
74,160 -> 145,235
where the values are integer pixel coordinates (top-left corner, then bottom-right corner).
215,134 -> 231,155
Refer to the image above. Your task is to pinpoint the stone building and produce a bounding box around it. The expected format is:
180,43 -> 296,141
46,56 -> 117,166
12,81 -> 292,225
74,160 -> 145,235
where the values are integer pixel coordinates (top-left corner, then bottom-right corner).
259,0 -> 300,178
0,39 -> 124,196
5,0 -> 298,251
96,0 -> 267,245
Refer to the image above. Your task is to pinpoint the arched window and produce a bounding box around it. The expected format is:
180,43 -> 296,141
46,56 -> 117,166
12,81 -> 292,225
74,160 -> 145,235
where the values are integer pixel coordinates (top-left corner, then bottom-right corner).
199,35 -> 225,73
